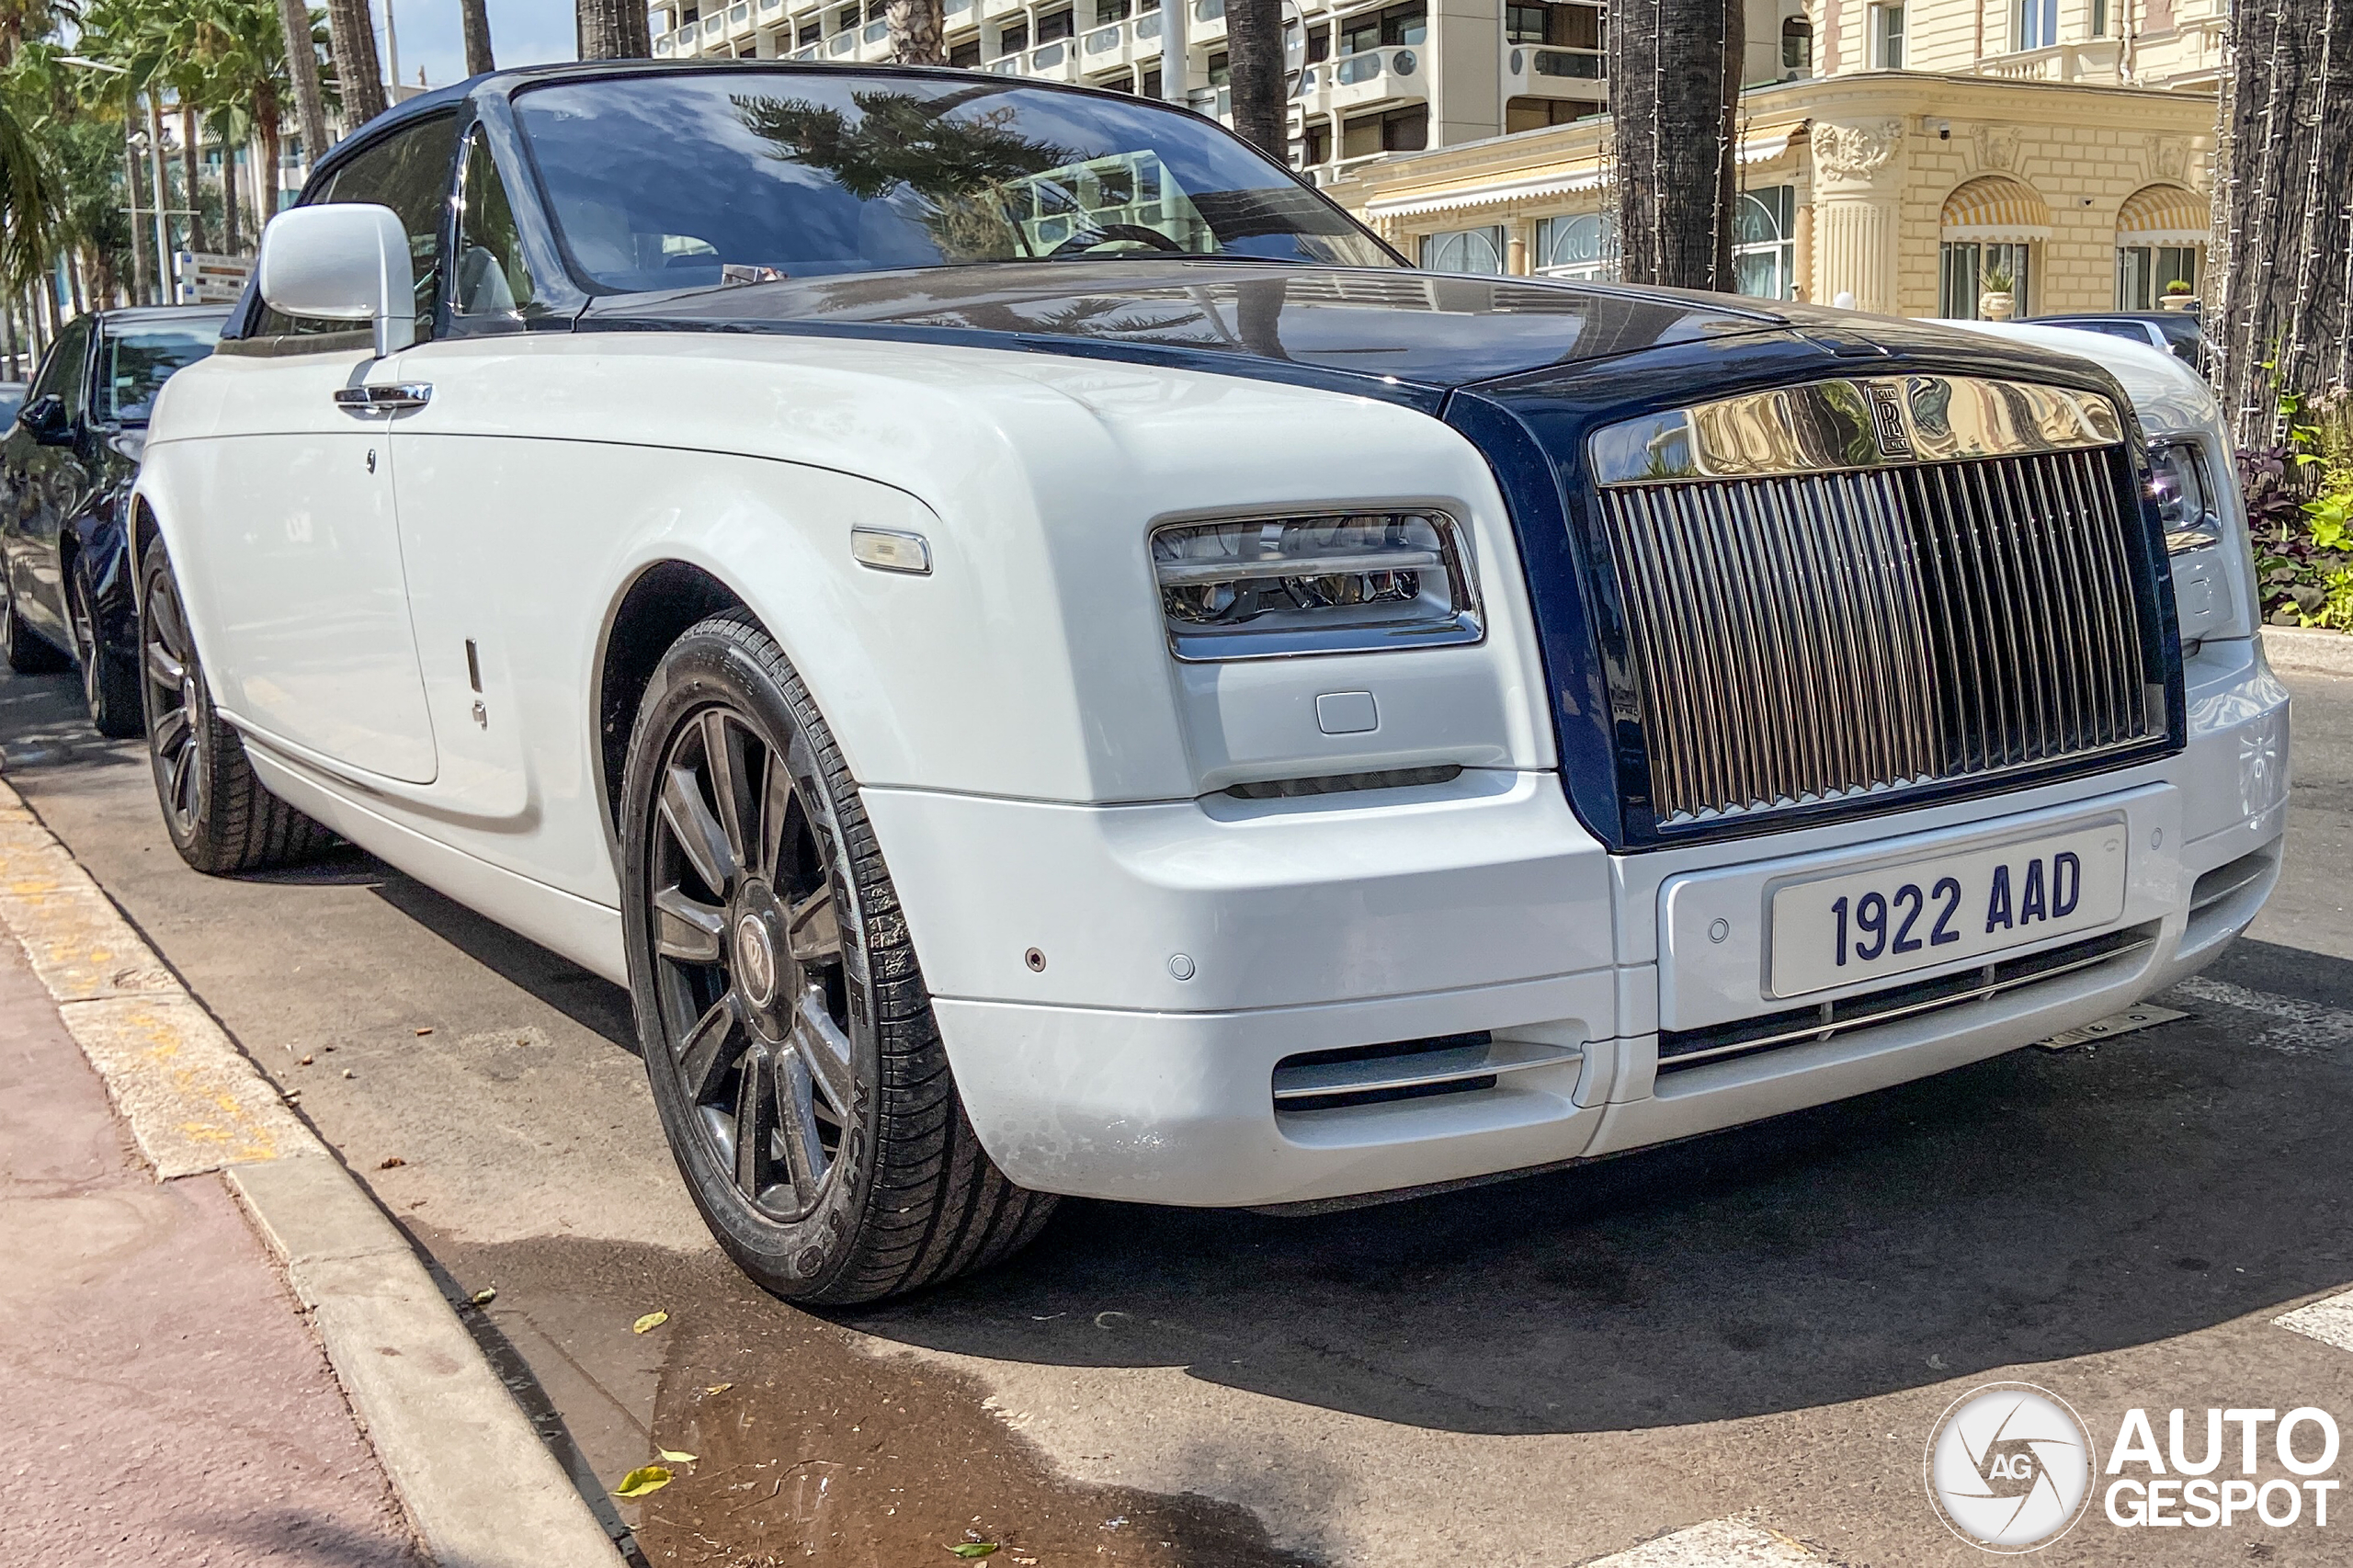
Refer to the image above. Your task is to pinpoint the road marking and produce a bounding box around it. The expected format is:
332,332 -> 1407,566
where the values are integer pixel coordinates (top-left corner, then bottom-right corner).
2171,975 -> 2353,1056
1583,1518 -> 1822,1566
2278,1293 -> 2353,1356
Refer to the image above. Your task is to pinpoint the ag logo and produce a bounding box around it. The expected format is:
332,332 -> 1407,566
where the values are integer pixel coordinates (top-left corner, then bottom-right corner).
1925,1382 -> 2097,1553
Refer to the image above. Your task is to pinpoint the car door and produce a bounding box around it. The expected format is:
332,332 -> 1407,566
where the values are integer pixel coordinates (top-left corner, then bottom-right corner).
377,122 -> 551,824
170,114 -> 458,786
2,320 -> 92,644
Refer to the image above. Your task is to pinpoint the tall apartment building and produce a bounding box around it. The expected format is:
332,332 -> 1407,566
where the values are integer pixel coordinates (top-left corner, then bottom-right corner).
652,0 -> 2224,317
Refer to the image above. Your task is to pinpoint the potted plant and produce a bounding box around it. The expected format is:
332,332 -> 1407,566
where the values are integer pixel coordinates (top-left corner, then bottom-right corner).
1978,262 -> 2016,321
2159,278 -> 2198,312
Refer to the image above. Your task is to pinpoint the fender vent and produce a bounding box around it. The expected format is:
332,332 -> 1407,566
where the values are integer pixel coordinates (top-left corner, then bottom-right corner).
1272,1031 -> 1576,1114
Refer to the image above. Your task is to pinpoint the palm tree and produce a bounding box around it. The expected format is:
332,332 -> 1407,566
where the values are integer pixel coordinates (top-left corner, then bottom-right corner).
0,92 -> 61,290
2212,0 -> 2353,443
1607,0 -> 1745,290
324,0 -> 382,123
578,0 -> 649,59
1222,0 -> 1285,159
460,0 -> 494,74
883,0 -> 943,65
272,0 -> 326,181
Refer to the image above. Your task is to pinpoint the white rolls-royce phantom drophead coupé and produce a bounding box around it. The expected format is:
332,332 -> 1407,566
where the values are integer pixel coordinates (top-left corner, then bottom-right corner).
132,62 -> 2288,1303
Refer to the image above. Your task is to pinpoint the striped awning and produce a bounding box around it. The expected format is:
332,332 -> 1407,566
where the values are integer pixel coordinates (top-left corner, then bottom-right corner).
2117,184 -> 2209,246
1941,176 -> 2052,242
1364,166 -> 1607,220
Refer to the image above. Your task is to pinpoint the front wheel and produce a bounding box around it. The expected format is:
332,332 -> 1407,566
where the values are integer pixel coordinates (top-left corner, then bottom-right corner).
68,554 -> 142,738
139,538 -> 335,873
620,612 -> 1055,1305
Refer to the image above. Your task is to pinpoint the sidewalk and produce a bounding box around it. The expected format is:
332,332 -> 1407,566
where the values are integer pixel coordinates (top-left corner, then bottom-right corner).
0,933 -> 426,1567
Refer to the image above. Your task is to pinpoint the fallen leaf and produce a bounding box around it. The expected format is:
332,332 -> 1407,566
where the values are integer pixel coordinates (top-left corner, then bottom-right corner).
702,1382 -> 733,1396
612,1465 -> 672,1499
659,1449 -> 698,1463
632,1311 -> 669,1335
377,1156 -> 405,1170
470,1287 -> 496,1306
948,1545 -> 999,1560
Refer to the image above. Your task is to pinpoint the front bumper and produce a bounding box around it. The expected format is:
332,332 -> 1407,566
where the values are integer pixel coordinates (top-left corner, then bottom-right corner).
873,638 -> 2290,1208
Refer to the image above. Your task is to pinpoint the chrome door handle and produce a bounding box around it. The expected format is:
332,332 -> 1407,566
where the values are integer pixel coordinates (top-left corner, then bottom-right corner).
333,382 -> 433,415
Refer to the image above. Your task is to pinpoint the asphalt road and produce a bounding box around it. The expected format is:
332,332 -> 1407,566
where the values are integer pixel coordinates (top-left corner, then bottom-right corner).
6,661 -> 2353,1568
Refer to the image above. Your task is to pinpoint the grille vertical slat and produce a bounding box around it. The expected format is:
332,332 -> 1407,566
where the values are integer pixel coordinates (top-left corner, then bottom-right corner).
1603,448 -> 2158,824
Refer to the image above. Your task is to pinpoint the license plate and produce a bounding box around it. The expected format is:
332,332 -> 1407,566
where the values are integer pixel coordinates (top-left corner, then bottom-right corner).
1768,824 -> 2129,999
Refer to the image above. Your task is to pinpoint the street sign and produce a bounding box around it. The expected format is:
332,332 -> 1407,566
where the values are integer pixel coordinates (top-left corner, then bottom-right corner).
174,251 -> 251,305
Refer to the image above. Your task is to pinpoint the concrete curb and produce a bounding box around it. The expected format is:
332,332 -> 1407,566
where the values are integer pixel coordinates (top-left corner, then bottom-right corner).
0,780 -> 620,1568
2263,625 -> 2353,678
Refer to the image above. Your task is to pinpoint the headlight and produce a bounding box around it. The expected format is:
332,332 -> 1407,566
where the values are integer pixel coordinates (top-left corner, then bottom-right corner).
2149,438 -> 2220,555
1150,510 -> 1483,660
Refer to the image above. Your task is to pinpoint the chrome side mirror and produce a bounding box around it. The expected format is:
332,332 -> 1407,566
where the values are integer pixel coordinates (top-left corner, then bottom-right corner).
256,203 -> 417,358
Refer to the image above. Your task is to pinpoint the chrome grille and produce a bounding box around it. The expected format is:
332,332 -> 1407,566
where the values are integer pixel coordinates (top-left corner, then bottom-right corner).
1601,445 -> 2156,824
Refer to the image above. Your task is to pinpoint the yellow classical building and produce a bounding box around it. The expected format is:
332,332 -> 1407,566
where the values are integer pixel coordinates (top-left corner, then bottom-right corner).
1327,0 -> 2223,317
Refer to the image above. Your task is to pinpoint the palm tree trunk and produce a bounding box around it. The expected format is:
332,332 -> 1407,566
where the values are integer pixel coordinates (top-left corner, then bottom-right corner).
180,107 -> 210,255
578,0 -> 653,59
328,0 -> 390,125
256,97 -> 287,230
461,0 -> 497,74
220,127 -> 244,255
1224,0 -> 1288,160
1608,0 -> 1745,290
275,0 -> 332,178
884,0 -> 944,64
2213,0 -> 2353,444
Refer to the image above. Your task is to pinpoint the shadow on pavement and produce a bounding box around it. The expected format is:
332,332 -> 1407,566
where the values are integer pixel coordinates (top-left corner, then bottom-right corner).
845,960 -> 2353,1438
0,667 -> 640,1052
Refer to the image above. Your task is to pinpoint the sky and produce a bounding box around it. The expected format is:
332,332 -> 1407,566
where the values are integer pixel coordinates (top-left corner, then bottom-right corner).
375,0 -> 579,95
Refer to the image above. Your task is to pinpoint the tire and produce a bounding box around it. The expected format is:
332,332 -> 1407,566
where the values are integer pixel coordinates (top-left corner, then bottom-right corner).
67,554 -> 142,738
1,561 -> 67,675
139,537 -> 335,874
620,611 -> 1056,1306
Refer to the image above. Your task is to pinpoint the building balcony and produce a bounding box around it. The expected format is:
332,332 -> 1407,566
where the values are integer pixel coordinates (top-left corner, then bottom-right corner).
982,40 -> 1085,80
1075,14 -> 1165,71
1188,0 -> 1228,46
1504,43 -> 1604,96
1296,45 -> 1427,117
1972,38 -> 2124,83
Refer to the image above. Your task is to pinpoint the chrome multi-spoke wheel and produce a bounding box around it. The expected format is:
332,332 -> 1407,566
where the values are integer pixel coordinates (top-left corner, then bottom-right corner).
623,611 -> 1055,1305
650,703 -> 858,1221
137,538 -> 333,873
141,554 -> 210,842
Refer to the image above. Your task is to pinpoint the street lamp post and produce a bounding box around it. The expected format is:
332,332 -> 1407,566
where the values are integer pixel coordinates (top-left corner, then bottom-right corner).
54,55 -> 165,307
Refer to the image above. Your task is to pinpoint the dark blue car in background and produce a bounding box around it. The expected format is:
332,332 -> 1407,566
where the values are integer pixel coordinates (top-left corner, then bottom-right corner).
0,305 -> 226,735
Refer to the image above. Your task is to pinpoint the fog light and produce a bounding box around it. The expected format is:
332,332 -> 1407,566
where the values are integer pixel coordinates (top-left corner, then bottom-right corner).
1149,511 -> 1482,660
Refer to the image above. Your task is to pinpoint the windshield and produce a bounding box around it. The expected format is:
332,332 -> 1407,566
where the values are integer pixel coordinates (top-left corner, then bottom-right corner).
100,324 -> 221,423
512,72 -> 1398,291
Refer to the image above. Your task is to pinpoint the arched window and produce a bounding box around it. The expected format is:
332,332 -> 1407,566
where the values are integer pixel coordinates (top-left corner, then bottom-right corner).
1780,16 -> 1813,76
2114,184 -> 2206,310
1420,226 -> 1506,274
1533,211 -> 1618,279
1733,187 -> 1796,299
1938,176 -> 2050,318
